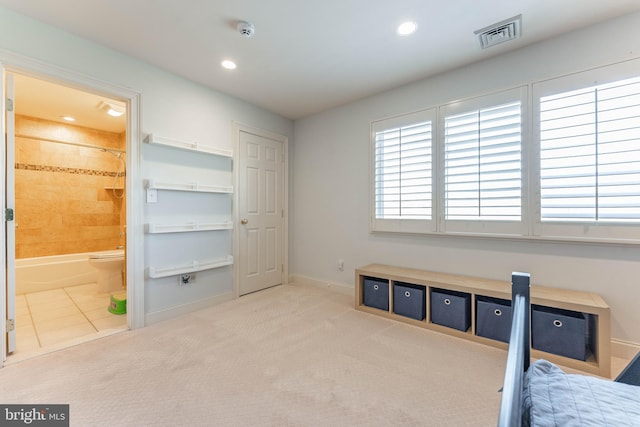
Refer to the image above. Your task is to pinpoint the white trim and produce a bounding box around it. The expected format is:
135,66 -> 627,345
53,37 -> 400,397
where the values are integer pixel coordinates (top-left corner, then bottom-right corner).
0,49 -> 144,369
231,122 -> 289,299
144,292 -> 234,325
371,228 -> 640,247
127,92 -> 144,330
5,72 -> 15,354
289,274 -> 354,296
370,108 -> 437,234
1,63 -> 7,364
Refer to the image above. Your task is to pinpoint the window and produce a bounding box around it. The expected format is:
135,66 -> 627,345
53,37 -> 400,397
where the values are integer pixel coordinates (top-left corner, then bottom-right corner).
444,101 -> 522,221
539,76 -> 640,222
375,122 -> 432,219
440,87 -> 527,236
533,58 -> 640,242
371,109 -> 435,233
371,89 -> 526,236
370,58 -> 640,243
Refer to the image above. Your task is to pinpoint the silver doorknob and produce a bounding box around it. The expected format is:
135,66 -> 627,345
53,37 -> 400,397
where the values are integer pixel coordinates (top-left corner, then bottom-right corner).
241,218 -> 249,225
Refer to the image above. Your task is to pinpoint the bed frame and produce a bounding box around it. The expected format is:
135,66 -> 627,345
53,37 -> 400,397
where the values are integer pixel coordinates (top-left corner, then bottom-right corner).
497,272 -> 640,426
497,272 -> 531,427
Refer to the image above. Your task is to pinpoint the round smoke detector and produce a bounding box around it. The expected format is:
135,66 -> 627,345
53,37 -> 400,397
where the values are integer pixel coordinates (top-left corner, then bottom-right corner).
237,21 -> 255,38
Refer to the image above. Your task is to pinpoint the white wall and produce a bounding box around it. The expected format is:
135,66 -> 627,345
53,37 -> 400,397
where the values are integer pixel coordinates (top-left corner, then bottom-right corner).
292,12 -> 640,344
3,5 -> 640,346
0,7 -> 293,320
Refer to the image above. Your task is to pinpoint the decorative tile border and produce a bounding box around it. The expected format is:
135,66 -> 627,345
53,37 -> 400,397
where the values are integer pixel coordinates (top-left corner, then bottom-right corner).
15,163 -> 125,178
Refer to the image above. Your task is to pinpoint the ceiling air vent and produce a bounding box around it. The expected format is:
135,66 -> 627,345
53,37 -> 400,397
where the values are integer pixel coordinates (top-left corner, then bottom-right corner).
475,14 -> 522,49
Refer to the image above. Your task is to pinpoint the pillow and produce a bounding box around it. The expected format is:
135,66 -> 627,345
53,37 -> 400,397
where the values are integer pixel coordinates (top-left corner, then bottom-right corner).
523,360 -> 640,426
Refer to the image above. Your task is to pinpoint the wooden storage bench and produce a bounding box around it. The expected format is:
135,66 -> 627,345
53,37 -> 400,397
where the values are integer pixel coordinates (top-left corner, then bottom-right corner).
355,264 -> 611,377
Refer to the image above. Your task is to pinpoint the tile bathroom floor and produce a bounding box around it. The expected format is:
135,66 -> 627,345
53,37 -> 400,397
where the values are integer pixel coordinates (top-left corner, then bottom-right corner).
11,283 -> 127,362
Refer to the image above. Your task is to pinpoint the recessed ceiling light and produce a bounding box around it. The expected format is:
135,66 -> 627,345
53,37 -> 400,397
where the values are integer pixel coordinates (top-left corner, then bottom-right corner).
61,116 -> 75,122
397,21 -> 418,36
98,101 -> 125,117
221,60 -> 237,70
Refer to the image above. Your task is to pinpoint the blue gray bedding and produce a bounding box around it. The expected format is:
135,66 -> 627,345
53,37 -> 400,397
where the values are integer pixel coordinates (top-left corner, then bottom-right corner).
523,360 -> 640,426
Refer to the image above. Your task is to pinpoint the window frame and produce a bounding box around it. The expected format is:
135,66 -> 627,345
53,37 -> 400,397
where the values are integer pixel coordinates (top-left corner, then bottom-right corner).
369,57 -> 640,245
531,58 -> 640,243
438,87 -> 529,237
370,108 -> 437,234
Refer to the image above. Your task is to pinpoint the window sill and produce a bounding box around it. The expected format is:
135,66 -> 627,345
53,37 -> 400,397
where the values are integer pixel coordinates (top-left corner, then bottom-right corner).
370,228 -> 640,247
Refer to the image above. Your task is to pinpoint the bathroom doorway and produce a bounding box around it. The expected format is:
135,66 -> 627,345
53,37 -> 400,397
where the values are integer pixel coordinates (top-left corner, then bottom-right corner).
5,72 -> 129,362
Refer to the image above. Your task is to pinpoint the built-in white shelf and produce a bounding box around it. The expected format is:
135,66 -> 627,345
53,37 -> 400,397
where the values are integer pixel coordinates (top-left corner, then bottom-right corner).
144,133 -> 233,158
147,255 -> 234,279
144,179 -> 232,194
146,221 -> 233,234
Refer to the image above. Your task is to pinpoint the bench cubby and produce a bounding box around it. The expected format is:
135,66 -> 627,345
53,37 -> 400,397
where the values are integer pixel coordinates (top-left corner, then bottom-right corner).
476,296 -> 512,343
355,264 -> 611,377
393,282 -> 426,321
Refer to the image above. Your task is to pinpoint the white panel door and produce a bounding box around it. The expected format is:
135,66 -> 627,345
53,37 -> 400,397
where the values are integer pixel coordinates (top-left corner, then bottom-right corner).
4,71 -> 16,355
238,131 -> 283,295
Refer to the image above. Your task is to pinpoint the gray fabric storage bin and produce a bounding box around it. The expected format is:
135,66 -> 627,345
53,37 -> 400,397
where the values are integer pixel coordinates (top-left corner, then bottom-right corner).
393,282 -> 426,320
430,288 -> 471,332
532,305 -> 591,361
363,277 -> 389,311
476,296 -> 512,343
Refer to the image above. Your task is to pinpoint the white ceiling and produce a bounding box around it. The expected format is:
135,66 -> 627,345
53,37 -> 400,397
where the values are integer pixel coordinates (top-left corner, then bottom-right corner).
2,0 -> 640,121
13,74 -> 126,133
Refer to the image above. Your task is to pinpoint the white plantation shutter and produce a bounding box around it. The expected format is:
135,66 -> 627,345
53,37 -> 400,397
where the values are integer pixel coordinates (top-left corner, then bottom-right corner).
540,76 -> 640,222
371,109 -> 435,233
368,58 -> 640,243
375,122 -> 432,218
371,91 -> 526,236
444,101 -> 522,221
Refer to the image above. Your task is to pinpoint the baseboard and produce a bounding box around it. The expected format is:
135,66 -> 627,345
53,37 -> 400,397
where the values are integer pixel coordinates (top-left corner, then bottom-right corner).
289,274 -> 353,296
144,292 -> 234,325
611,339 -> 640,360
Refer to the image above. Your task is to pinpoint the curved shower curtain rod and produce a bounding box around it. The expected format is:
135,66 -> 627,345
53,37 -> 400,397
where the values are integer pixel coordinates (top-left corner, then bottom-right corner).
15,133 -> 126,154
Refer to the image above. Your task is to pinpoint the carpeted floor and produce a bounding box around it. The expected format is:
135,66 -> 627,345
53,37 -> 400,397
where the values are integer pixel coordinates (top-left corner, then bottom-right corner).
0,283 -> 507,426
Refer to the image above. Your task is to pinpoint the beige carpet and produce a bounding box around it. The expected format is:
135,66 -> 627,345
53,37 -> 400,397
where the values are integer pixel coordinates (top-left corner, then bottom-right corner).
0,283 -> 507,426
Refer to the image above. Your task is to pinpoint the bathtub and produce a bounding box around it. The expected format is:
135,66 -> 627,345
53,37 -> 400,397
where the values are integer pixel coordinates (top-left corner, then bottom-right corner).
15,252 -> 99,295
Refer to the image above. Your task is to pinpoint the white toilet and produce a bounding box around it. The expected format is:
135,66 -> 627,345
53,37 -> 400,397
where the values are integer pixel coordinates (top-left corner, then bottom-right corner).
89,249 -> 125,293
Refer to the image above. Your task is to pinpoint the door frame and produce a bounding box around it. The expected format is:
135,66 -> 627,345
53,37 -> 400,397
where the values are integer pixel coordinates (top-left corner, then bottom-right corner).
1,50 -> 145,366
232,122 -> 289,298
4,71 -> 16,353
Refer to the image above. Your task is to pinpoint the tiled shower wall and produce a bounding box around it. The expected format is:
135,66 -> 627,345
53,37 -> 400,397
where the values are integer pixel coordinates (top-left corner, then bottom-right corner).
14,115 -> 126,259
